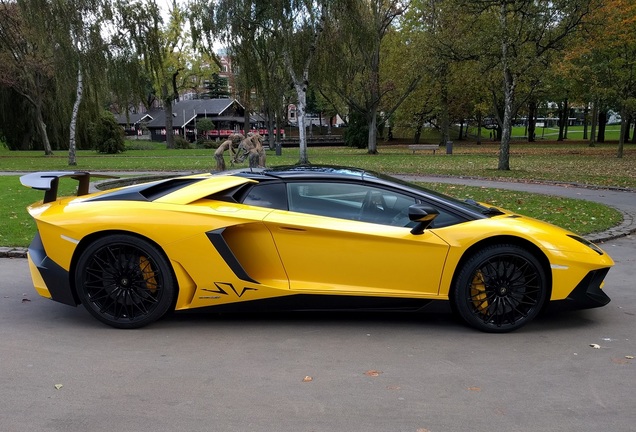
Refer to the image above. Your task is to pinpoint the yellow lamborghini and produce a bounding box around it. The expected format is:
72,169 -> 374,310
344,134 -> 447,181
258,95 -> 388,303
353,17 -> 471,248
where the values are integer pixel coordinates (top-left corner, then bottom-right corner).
20,166 -> 614,332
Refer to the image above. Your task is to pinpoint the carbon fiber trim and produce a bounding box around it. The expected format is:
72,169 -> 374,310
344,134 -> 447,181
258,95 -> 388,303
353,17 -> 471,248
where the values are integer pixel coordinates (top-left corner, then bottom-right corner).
206,229 -> 259,284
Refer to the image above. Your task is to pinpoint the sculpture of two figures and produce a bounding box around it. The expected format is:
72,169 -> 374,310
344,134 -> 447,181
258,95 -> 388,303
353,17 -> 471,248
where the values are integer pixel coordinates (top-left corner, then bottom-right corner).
214,133 -> 266,171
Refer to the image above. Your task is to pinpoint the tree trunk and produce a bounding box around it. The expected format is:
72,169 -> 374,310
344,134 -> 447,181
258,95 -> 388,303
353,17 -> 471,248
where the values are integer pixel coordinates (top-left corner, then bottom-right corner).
597,110 -> 607,143
527,100 -> 536,142
35,105 -> 53,156
497,4 -> 513,170
68,63 -> 83,166
414,121 -> 423,144
476,112 -> 482,145
623,115 -> 632,142
583,103 -> 589,140
498,68 -> 514,170
294,81 -> 309,164
617,111 -> 627,158
243,107 -> 250,136
164,96 -> 175,149
367,43 -> 381,154
589,101 -> 598,147
563,98 -> 569,139
368,109 -> 378,155
440,70 -> 451,154
557,100 -> 565,141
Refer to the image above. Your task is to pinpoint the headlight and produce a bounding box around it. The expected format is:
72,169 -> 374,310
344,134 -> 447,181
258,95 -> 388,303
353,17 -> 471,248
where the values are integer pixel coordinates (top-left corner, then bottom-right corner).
567,235 -> 604,255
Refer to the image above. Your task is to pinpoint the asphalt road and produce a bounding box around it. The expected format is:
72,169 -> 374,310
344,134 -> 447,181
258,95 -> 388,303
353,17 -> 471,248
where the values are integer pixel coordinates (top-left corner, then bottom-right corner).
1,235 -> 634,432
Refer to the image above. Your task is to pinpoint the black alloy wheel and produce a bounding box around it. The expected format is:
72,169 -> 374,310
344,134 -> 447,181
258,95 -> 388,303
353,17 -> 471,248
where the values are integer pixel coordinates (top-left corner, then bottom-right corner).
75,234 -> 175,329
452,244 -> 548,333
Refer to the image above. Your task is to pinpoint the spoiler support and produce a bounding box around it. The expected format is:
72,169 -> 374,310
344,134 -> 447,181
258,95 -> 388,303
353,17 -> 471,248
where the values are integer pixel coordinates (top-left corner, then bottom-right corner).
20,172 -> 119,203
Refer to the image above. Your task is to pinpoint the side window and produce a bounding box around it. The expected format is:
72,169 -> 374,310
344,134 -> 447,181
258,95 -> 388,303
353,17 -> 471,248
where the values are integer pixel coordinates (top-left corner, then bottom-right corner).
287,182 -> 417,226
241,183 -> 287,210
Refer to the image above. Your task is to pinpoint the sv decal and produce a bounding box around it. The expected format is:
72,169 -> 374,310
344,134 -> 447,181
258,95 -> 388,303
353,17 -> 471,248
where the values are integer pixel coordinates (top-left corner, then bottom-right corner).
201,282 -> 258,298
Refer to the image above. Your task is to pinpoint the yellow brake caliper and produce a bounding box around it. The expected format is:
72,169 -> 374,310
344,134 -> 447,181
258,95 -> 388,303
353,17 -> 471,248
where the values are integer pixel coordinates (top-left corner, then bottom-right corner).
471,271 -> 489,313
139,256 -> 158,293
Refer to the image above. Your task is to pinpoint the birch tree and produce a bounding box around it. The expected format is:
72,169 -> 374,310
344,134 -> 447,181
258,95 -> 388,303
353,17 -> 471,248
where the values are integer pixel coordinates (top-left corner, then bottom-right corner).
213,0 -> 329,164
54,0 -> 108,165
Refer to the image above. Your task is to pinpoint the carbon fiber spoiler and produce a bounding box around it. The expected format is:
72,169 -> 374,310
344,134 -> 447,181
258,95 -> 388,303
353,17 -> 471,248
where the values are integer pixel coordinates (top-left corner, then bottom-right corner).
20,171 -> 119,203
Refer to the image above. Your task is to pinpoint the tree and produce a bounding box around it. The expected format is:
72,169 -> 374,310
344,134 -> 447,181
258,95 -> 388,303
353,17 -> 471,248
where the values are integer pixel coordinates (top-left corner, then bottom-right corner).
561,0 -> 636,157
203,74 -> 230,98
93,110 -> 126,154
213,0 -> 329,164
318,0 -> 418,154
272,1 -> 328,163
463,0 -> 600,170
390,0 -> 485,148
196,117 -> 214,141
113,0 -> 198,149
53,0 -> 109,165
0,0 -> 56,154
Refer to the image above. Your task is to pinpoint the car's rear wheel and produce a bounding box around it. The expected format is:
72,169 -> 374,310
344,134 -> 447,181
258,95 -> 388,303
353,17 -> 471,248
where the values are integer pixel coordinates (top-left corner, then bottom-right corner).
452,244 -> 547,333
75,234 -> 175,329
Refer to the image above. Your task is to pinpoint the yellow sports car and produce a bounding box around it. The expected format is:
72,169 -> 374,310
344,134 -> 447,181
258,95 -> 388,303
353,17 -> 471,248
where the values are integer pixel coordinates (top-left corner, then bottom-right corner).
20,166 -> 614,332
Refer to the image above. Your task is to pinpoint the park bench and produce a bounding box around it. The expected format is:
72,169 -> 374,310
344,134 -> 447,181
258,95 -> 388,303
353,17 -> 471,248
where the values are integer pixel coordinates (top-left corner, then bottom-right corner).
408,144 -> 439,154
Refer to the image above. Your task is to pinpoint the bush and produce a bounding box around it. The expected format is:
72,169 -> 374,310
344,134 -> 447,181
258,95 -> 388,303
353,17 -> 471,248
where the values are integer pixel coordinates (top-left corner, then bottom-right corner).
195,138 -> 217,149
174,136 -> 192,149
344,110 -> 368,149
92,111 -> 125,154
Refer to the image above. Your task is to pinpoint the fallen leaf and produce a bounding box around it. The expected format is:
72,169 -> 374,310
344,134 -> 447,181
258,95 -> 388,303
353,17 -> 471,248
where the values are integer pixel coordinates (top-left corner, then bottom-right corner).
589,344 -> 601,349
54,384 -> 63,390
302,376 -> 313,382
364,370 -> 382,377
626,355 -> 634,359
467,387 -> 481,392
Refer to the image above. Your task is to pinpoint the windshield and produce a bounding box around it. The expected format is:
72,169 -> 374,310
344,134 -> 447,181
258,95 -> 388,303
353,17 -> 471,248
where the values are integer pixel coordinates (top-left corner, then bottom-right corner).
368,171 -> 502,215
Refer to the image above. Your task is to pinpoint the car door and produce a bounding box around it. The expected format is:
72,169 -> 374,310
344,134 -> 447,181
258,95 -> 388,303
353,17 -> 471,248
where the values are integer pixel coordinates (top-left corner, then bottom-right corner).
263,181 -> 450,297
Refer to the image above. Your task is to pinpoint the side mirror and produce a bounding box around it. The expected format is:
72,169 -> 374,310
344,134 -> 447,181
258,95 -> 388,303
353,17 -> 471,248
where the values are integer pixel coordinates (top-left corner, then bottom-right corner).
408,204 -> 439,235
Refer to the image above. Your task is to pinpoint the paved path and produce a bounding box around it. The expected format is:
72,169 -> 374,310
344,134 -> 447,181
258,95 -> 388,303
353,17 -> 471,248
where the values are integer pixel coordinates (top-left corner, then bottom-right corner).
2,172 -> 635,258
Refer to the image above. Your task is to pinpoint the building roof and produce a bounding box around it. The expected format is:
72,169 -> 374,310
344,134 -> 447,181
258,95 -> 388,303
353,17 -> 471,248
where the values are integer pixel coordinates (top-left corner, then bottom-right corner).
114,111 -> 157,126
113,99 -> 248,130
146,98 -> 244,129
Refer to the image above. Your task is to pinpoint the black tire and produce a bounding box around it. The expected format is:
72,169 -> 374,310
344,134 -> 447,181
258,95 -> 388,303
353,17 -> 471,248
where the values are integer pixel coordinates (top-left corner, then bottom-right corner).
452,244 -> 547,333
75,234 -> 175,329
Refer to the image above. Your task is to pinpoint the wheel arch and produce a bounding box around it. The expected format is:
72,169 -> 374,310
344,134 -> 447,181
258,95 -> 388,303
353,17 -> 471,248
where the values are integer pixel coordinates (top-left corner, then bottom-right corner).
450,235 -> 553,301
70,230 -> 179,306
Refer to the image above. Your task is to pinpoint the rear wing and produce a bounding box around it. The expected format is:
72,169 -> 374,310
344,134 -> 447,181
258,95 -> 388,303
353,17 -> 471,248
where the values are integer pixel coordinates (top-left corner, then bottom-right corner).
20,171 -> 119,203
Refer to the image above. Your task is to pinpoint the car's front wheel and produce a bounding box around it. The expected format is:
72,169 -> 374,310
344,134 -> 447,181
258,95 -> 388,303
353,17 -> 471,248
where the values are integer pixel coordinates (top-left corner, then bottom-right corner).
452,244 -> 548,333
75,234 -> 176,329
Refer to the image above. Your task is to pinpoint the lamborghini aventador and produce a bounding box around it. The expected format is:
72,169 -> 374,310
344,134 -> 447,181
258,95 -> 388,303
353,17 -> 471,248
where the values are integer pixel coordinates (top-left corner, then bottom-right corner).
20,166 -> 614,332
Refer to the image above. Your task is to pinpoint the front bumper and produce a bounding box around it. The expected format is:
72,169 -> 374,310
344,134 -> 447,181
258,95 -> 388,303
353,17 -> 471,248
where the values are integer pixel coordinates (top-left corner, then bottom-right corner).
551,268 -> 611,311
